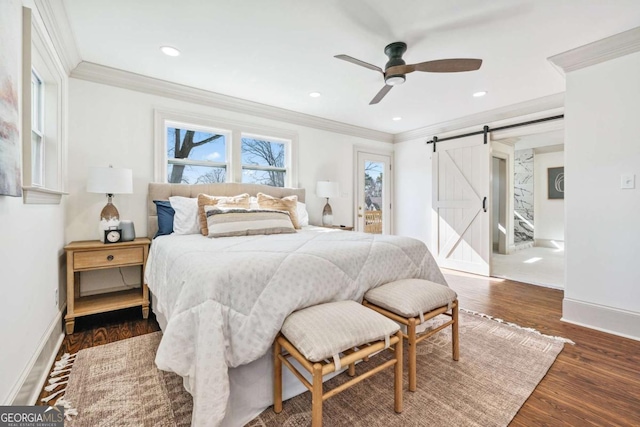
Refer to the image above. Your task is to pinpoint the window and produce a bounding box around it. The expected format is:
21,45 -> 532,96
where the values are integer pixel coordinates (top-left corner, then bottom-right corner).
21,7 -> 67,204
166,124 -> 229,184
241,136 -> 287,187
155,110 -> 297,187
31,69 -> 44,187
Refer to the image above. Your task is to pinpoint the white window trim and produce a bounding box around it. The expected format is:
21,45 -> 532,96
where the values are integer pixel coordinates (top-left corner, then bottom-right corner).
21,6 -> 68,204
154,109 -> 298,187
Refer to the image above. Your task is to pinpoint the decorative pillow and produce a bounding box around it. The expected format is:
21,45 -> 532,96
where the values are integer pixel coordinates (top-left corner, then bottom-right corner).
153,200 -> 175,238
204,206 -> 296,238
197,193 -> 250,236
297,202 -> 309,227
169,196 -> 200,235
257,193 -> 300,229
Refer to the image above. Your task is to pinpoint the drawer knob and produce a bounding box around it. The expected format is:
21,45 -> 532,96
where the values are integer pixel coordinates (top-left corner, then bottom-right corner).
107,255 -> 114,261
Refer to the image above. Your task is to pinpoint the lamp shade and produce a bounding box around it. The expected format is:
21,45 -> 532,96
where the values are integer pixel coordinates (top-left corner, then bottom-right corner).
316,181 -> 340,198
87,167 -> 133,194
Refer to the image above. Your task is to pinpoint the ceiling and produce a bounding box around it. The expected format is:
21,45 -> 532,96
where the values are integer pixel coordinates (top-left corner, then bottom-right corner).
61,0 -> 640,134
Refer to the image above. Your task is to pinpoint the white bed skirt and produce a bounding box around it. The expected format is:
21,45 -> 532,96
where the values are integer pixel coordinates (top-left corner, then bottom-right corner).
151,292 -> 346,426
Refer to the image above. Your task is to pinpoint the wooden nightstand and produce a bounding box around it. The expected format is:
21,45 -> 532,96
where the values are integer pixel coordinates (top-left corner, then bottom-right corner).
64,237 -> 151,334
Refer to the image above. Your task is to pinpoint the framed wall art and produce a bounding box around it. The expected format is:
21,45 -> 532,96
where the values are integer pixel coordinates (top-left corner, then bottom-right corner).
548,167 -> 564,200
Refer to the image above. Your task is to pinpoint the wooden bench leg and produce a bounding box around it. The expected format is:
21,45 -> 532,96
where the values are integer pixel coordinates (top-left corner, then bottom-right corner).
311,363 -> 323,427
273,338 -> 283,413
394,331 -> 403,413
408,317 -> 418,392
452,300 -> 460,361
348,362 -> 356,377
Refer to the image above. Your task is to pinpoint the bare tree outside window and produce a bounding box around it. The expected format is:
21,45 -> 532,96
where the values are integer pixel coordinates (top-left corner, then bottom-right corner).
241,138 -> 286,187
167,127 -> 226,184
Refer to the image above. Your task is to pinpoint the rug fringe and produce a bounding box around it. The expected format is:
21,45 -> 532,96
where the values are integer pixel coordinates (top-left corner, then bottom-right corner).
460,308 -> 575,345
41,352 -> 78,419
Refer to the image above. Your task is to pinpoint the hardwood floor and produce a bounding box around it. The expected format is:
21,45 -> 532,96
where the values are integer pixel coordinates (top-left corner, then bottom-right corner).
443,269 -> 640,426
39,273 -> 640,426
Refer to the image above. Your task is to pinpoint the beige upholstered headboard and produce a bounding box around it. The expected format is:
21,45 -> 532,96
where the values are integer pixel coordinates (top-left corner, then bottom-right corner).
147,183 -> 306,237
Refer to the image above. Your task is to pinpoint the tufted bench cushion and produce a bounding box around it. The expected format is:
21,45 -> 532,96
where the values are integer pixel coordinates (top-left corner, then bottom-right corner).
281,300 -> 400,362
365,279 -> 457,319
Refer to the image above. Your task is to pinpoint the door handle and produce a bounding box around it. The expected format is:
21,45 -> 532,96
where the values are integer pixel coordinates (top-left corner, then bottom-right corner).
358,214 -> 363,218
482,197 -> 487,213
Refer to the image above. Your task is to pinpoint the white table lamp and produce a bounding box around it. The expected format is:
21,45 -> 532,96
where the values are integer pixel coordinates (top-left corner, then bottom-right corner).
87,166 -> 133,240
316,181 -> 340,226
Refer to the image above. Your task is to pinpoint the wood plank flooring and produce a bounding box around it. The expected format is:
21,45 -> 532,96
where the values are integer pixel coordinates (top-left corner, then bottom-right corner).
443,269 -> 640,426
38,273 -> 640,426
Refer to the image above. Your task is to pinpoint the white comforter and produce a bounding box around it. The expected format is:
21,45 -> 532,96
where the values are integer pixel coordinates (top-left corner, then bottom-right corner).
145,228 -> 446,426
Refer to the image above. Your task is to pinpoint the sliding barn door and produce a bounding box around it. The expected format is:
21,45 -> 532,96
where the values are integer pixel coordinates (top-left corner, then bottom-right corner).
432,134 -> 491,276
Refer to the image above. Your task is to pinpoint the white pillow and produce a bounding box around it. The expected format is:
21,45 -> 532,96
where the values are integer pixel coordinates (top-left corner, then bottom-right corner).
297,202 -> 309,227
249,196 -> 260,210
169,196 -> 200,235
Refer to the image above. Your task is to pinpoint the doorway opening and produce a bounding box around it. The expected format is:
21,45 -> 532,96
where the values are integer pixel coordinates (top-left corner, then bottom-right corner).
491,129 -> 565,288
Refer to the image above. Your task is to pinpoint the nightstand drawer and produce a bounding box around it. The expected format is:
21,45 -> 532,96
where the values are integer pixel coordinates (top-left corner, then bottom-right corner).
74,247 -> 144,270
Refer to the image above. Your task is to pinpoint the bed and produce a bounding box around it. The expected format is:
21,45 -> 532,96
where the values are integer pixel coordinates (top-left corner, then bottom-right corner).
144,183 -> 447,427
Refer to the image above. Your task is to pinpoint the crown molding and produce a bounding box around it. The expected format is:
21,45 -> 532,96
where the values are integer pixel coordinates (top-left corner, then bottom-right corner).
34,0 -> 81,74
393,93 -> 565,143
70,62 -> 394,143
548,26 -> 640,74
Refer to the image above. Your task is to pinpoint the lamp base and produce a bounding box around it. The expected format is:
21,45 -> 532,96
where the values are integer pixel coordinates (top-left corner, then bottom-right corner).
322,200 -> 333,227
99,196 -> 121,242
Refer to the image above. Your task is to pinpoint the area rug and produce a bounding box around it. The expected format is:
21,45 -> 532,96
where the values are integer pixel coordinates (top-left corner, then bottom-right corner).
45,310 -> 571,426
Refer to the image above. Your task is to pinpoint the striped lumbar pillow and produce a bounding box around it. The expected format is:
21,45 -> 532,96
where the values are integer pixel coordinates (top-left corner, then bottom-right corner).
197,193 -> 251,236
204,206 -> 296,238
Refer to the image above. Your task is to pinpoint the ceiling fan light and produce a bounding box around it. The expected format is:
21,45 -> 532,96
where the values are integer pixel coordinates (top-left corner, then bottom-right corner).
385,75 -> 405,86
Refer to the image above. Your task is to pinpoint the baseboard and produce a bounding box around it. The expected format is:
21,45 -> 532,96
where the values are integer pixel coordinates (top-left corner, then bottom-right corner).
7,309 -> 65,405
562,298 -> 640,341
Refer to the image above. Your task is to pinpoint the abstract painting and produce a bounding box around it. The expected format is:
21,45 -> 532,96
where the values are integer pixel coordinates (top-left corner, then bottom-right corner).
0,0 -> 22,197
548,167 -> 565,199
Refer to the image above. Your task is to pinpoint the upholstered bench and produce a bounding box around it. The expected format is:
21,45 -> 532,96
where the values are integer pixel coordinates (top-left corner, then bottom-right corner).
274,300 -> 403,426
363,279 -> 459,392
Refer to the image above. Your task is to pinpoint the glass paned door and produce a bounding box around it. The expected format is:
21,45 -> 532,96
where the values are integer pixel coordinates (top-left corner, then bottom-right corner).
356,151 -> 391,234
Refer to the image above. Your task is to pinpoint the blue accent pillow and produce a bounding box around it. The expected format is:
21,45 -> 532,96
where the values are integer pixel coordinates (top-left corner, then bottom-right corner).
154,200 -> 175,238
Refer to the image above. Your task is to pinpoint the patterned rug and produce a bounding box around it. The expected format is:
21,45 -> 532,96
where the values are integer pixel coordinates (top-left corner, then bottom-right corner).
46,311 -> 570,426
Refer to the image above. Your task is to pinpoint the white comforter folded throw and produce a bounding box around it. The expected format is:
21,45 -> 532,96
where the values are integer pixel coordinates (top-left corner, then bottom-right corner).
145,228 -> 446,426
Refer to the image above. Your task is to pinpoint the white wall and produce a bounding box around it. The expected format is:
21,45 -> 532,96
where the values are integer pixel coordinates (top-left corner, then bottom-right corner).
0,1 -> 67,404
563,50 -> 640,339
66,78 -> 392,291
534,151 -> 564,243
393,138 -> 435,248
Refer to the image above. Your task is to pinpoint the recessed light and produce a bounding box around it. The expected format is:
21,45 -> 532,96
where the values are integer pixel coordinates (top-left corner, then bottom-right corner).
473,91 -> 487,97
309,92 -> 321,98
160,46 -> 180,57
392,117 -> 402,121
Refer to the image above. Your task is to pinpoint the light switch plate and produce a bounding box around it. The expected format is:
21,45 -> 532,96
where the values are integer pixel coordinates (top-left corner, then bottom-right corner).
621,174 -> 635,189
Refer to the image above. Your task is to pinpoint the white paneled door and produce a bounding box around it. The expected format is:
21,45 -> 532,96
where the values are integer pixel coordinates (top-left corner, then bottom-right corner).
432,135 -> 491,276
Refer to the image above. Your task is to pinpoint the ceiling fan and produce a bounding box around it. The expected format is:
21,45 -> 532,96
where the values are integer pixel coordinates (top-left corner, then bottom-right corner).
335,42 -> 483,105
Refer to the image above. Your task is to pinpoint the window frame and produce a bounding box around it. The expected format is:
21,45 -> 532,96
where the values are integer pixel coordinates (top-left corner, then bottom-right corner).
30,68 -> 44,187
154,110 -> 298,188
21,6 -> 67,203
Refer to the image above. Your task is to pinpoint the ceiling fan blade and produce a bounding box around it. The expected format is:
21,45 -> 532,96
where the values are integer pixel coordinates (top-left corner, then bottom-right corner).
369,85 -> 393,105
335,54 -> 383,74
412,58 -> 483,73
